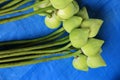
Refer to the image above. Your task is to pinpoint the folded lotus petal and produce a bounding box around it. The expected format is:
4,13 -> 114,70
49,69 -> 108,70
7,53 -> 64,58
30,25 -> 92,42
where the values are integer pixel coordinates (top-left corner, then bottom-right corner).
73,1 -> 80,14
72,54 -> 88,71
81,19 -> 103,37
63,16 -> 82,33
81,38 -> 104,56
50,0 -> 73,9
87,54 -> 107,68
70,28 -> 89,48
77,7 -> 89,19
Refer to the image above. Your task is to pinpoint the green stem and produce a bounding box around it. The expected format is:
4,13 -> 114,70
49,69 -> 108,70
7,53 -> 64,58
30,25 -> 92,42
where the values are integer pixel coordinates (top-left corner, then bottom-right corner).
0,6 -> 54,24
0,50 -> 79,68
0,0 -> 30,14
0,43 -> 72,58
0,27 -> 64,46
0,42 -> 71,59
7,31 -> 65,49
0,37 -> 70,55
22,31 -> 65,47
1,0 -> 22,9
0,0 -> 50,16
0,51 -> 71,63
38,12 -> 52,17
0,0 -> 7,4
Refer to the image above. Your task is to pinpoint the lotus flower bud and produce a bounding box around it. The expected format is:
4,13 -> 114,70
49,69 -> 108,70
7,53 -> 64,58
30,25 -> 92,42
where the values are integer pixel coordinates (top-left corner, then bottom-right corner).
72,54 -> 88,71
70,28 -> 89,48
45,14 -> 61,29
57,2 -> 77,20
63,16 -> 82,33
73,1 -> 80,14
77,7 -> 89,19
87,54 -> 106,68
50,0 -> 73,9
81,19 -> 103,37
81,38 -> 104,56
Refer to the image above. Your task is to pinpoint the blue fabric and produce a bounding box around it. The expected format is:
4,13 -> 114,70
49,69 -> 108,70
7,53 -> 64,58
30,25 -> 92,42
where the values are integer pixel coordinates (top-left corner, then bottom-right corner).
0,0 -> 120,80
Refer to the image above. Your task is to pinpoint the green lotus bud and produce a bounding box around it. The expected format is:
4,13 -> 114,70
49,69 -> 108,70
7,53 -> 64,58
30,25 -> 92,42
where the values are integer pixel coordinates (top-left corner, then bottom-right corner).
33,0 -> 51,16
70,28 -> 89,48
81,19 -> 103,37
57,2 -> 76,20
87,54 -> 106,68
81,38 -> 104,56
63,16 -> 82,33
72,54 -> 88,71
45,14 -> 61,29
50,0 -> 73,9
77,7 -> 89,19
73,1 -> 80,14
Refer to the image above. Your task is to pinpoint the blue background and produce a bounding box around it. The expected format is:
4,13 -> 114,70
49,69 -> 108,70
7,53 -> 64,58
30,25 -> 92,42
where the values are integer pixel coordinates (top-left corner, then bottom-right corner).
0,0 -> 120,80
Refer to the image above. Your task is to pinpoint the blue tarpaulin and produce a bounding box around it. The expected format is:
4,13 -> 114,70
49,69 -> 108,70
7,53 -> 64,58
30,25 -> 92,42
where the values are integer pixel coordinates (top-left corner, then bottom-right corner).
0,0 -> 120,80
